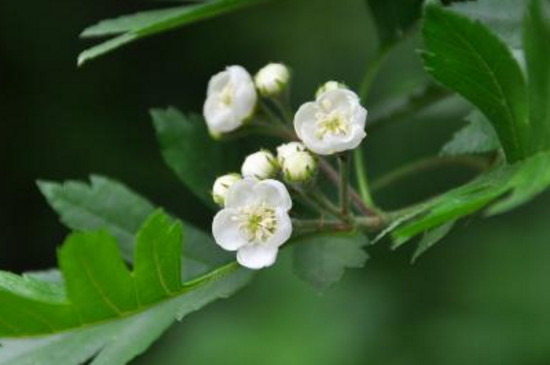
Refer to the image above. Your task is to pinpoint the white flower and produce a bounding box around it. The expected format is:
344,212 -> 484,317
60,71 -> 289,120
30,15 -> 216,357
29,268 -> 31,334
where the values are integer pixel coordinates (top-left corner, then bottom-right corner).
294,89 -> 367,155
212,173 -> 242,206
282,151 -> 317,183
254,63 -> 290,96
203,65 -> 257,135
276,142 -> 306,165
212,179 -> 292,269
315,80 -> 348,99
241,150 -> 279,179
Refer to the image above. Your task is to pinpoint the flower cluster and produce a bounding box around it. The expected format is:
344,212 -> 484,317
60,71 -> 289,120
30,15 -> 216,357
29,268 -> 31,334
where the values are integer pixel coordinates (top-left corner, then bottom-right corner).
205,63 -> 368,269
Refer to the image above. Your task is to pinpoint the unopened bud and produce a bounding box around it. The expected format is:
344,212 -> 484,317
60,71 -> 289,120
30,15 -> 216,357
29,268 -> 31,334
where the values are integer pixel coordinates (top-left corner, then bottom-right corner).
255,63 -> 291,97
241,150 -> 279,180
212,173 -> 242,206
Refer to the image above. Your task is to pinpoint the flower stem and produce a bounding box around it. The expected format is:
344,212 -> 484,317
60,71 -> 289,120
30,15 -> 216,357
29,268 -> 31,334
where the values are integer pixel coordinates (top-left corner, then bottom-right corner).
318,159 -> 377,216
353,148 -> 375,207
288,185 -> 324,215
292,219 -> 352,234
338,153 -> 350,217
308,189 -> 345,221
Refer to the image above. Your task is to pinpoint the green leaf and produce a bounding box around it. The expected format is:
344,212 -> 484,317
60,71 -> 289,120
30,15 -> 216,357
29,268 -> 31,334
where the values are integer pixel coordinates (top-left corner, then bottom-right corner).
78,0 -> 265,66
486,151 -> 550,215
440,110 -> 501,156
451,0 -> 529,49
411,221 -> 456,263
422,3 -> 530,162
391,151 -> 550,243
152,107 -> 243,208
292,232 -> 369,291
365,0 -> 423,48
0,211 -> 252,365
524,0 -> 550,154
38,175 -> 154,262
38,175 -> 231,279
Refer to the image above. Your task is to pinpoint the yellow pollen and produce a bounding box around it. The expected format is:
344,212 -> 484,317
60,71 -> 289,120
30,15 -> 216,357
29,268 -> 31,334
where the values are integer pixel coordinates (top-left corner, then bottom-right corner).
235,203 -> 277,244
315,111 -> 349,139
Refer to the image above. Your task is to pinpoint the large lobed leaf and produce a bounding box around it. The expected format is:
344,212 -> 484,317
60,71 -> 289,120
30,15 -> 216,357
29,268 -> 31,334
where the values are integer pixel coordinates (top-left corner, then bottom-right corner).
78,0 -> 266,66
292,232 -> 369,291
422,1 -> 530,162
37,175 -> 231,280
0,211 -> 252,365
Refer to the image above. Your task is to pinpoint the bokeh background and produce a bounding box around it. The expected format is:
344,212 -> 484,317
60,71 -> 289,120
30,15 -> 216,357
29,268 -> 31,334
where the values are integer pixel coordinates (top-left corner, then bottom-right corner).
1,0 -> 549,364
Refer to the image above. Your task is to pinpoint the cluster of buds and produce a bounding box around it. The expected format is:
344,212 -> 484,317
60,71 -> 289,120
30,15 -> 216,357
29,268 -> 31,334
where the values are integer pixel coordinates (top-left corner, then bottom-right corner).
204,63 -> 368,270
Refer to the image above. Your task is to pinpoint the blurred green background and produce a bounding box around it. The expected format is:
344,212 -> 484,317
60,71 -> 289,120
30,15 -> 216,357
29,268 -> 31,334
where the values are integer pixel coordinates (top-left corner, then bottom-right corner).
1,0 -> 549,364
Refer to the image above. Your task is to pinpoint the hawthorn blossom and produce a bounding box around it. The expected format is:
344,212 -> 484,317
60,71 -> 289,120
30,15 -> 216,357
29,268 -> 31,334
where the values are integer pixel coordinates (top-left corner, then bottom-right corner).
203,65 -> 257,135
294,89 -> 367,155
212,179 -> 292,269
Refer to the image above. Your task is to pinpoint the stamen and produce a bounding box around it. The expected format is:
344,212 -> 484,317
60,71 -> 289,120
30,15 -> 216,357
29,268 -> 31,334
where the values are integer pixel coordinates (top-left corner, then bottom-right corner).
315,110 -> 350,139
236,203 -> 277,244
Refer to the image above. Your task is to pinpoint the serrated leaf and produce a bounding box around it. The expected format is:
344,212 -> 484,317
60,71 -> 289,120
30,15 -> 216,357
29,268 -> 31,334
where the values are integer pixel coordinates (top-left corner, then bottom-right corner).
38,176 -> 231,280
486,151 -> 550,215
151,107 -> 244,208
391,151 -> 550,243
440,110 -> 501,156
451,0 -> 529,49
292,232 -> 369,291
422,3 -> 530,162
78,0 -> 265,66
365,0 -> 423,48
524,0 -> 550,154
411,221 -> 456,263
0,211 -> 252,365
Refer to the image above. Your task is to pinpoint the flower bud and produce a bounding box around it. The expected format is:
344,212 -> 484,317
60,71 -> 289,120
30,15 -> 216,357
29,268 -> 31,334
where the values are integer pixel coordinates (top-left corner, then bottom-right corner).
254,63 -> 290,97
276,142 -> 307,165
212,173 -> 242,206
241,150 -> 279,180
315,80 -> 348,99
282,150 -> 317,183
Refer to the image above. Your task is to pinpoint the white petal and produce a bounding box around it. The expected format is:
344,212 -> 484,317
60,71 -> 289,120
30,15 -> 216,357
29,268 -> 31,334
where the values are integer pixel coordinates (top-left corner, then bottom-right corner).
203,98 -> 239,133
233,82 -> 257,120
212,209 -> 247,251
353,104 -> 368,130
294,102 -> 318,140
225,178 -> 258,208
229,66 -> 257,120
265,209 -> 292,247
207,71 -> 230,96
236,244 -> 279,269
319,89 -> 359,106
301,133 -> 332,155
254,180 -> 292,211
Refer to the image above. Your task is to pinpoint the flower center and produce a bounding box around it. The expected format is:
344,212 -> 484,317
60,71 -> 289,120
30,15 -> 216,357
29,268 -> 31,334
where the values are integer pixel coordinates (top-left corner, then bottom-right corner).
219,83 -> 234,106
236,203 -> 277,244
315,111 -> 349,139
